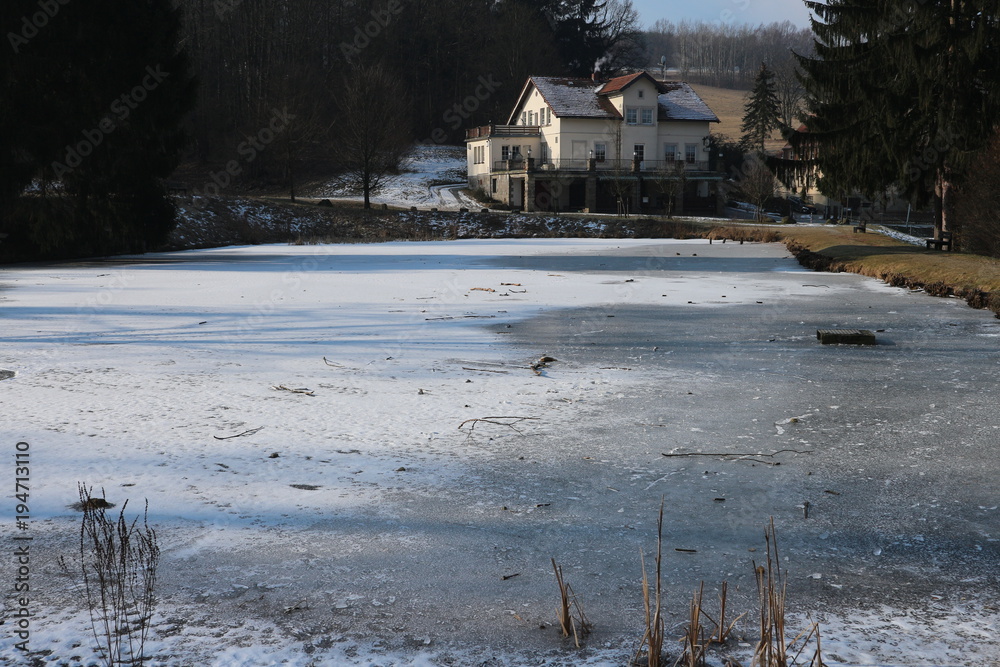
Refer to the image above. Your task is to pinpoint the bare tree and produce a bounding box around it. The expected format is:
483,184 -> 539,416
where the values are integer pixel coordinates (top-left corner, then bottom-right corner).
642,20 -> 813,91
726,153 -> 777,222
651,160 -> 686,218
335,62 -> 412,209
598,0 -> 645,73
772,61 -> 805,129
603,120 -> 634,216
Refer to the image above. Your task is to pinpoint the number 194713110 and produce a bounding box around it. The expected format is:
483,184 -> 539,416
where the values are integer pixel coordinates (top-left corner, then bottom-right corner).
15,442 -> 29,524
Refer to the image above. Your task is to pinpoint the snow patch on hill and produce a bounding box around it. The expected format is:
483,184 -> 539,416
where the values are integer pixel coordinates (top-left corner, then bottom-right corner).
310,144 -> 478,210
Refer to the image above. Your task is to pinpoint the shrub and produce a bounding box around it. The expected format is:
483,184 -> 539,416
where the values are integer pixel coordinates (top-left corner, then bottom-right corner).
78,484 -> 159,667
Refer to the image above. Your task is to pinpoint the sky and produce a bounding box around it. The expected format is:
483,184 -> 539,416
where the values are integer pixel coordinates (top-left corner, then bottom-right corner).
633,0 -> 813,29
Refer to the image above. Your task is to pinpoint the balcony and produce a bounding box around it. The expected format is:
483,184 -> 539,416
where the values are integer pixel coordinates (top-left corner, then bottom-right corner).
594,159 -> 713,173
466,124 -> 541,140
491,158 -> 716,174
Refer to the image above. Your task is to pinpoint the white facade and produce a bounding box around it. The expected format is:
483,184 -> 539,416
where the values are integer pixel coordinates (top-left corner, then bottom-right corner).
466,73 -> 722,213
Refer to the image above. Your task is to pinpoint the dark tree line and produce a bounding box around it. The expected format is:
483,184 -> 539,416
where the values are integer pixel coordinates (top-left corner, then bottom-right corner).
176,0 -> 645,188
1,0 -> 644,257
1,0 -> 196,258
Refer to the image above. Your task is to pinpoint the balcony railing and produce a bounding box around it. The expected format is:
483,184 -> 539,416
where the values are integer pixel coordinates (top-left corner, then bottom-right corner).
466,124 -> 541,140
492,158 -> 714,173
593,159 -> 712,172
494,158 -> 527,171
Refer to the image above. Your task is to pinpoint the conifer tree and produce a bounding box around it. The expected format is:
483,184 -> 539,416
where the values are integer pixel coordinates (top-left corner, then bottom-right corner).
740,63 -> 781,154
786,0 -> 1000,240
1,0 -> 196,258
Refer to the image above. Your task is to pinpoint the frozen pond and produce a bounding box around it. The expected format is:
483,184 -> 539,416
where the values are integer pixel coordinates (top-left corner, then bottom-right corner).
1,238 -> 997,665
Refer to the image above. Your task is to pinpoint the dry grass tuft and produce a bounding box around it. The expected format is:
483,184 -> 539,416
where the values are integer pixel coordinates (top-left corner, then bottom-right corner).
751,518 -> 825,667
707,225 -> 781,244
551,558 -> 592,647
635,500 -> 667,667
680,583 -> 708,667
77,483 -> 159,667
702,580 -> 746,646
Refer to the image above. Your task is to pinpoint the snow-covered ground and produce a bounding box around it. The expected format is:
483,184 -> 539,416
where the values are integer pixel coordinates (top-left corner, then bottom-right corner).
1,238 -> 998,665
310,145 -> 479,211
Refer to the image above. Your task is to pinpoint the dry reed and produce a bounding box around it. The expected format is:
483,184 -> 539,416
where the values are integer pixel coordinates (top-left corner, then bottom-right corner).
551,558 -> 592,647
635,500 -> 666,667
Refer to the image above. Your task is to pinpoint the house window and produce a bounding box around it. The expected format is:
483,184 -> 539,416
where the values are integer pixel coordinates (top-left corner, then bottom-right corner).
521,112 -> 527,125
540,142 -> 549,163
626,108 -> 638,125
594,143 -> 606,162
491,178 -> 497,193
664,143 -> 678,161
685,143 -> 698,163
640,108 -> 654,125
638,89 -> 644,99
512,145 -> 521,159
634,144 -> 645,162
501,145 -> 510,160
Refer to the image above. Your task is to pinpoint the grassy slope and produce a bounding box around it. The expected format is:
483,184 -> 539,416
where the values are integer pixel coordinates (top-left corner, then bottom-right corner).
687,83 -> 786,152
775,226 -> 1000,313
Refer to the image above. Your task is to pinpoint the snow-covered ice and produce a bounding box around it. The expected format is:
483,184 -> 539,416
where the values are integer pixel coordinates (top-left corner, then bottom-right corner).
1,238 -> 998,665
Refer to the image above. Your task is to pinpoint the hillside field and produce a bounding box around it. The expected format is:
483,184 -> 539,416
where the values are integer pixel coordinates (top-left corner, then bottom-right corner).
688,83 -> 787,152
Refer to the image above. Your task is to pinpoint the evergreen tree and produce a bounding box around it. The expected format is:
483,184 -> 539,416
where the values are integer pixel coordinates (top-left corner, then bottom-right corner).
786,0 -> 1000,239
1,0 -> 196,258
740,63 -> 781,153
532,0 -> 642,76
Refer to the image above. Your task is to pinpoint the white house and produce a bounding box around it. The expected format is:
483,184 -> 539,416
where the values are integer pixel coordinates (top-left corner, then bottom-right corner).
466,71 -> 721,214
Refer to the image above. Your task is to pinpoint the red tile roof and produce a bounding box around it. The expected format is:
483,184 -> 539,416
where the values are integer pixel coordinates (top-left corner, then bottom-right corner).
597,72 -> 647,95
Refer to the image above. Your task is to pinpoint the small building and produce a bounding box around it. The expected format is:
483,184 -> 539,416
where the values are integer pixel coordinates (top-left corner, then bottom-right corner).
466,72 -> 723,215
778,123 -> 911,219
